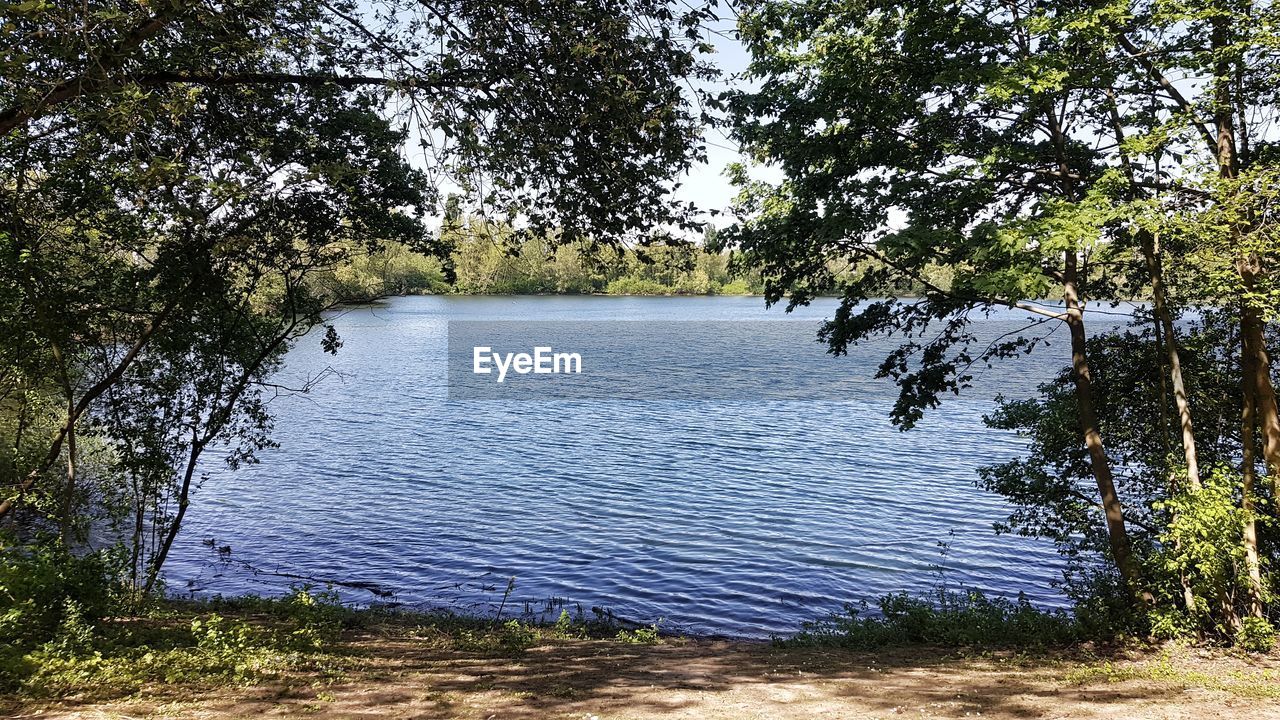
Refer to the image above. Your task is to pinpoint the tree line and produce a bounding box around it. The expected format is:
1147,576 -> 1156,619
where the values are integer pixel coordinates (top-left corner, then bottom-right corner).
319,218 -> 763,297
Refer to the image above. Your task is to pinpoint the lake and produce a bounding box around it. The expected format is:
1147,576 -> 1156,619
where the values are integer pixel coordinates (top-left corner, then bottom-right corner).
165,295 -> 1116,637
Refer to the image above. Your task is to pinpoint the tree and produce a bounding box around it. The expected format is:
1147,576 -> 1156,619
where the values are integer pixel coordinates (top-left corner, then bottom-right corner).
726,0 -> 1280,620
982,315 -> 1279,638
0,0 -> 719,589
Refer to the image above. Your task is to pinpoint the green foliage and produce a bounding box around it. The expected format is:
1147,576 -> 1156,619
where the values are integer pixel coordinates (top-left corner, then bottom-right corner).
605,277 -> 675,296
1150,470 -> 1260,638
315,243 -> 451,301
726,0 -> 1280,646
1,0 -> 718,596
1,590 -> 362,697
190,613 -> 251,653
1237,617 -> 1277,653
0,536 -> 116,654
440,218 -> 759,296
614,622 -> 662,645
552,608 -> 585,638
18,616 -> 297,697
277,586 -> 356,650
37,594 -> 655,682
982,315 -> 1280,642
494,620 -> 540,654
785,590 -> 1081,650
426,618 -> 537,656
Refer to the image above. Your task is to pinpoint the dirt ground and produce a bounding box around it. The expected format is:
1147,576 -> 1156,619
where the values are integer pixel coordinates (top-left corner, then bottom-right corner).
9,634 -> 1280,720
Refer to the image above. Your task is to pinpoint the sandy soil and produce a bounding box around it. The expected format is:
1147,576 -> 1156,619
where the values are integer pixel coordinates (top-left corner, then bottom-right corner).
9,634 -> 1280,720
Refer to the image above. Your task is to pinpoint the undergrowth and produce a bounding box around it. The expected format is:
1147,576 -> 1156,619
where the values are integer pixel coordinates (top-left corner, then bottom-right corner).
0,590 -> 668,702
2,586 -> 358,699
779,588 -> 1084,650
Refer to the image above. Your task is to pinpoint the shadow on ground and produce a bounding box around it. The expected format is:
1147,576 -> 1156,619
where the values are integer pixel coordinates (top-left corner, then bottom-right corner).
16,630 -> 1280,719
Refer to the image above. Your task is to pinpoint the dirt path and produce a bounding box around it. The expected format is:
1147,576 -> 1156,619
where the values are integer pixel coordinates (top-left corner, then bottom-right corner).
13,636 -> 1280,719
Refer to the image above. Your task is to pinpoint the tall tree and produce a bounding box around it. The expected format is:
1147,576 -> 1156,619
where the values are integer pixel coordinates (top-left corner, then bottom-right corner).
726,0 -> 1280,606
728,0 -> 1140,594
0,0 -> 718,559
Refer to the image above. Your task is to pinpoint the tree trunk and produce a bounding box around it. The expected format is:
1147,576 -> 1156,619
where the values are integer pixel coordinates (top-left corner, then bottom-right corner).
1152,314 -> 1174,457
1216,9 -> 1280,492
131,495 -> 145,596
0,294 -> 183,520
1241,313 -> 1265,619
1141,233 -> 1200,489
49,333 -> 79,543
1149,294 -> 1197,612
1241,299 -> 1280,491
144,436 -> 202,595
60,412 -> 77,543
141,316 -> 306,593
11,390 -> 27,475
1214,10 -> 1274,620
1063,251 -> 1142,595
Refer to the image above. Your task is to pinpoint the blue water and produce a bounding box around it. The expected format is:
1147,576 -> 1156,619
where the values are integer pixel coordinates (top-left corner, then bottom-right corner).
166,296 -> 1108,637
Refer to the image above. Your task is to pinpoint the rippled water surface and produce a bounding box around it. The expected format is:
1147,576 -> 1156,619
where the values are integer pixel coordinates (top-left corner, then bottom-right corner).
167,296 -> 1111,636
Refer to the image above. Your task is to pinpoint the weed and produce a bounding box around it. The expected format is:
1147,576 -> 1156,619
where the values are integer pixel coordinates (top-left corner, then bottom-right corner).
781,590 -> 1082,649
615,622 -> 662,645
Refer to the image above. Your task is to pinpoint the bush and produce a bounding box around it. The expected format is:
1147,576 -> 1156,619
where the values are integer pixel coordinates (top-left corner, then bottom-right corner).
0,535 -> 116,652
317,242 -> 449,300
718,279 -> 754,295
0,535 -> 124,691
604,277 -> 672,295
1237,617 -> 1277,653
451,619 -> 540,656
277,586 -> 354,650
783,589 -> 1082,649
615,623 -> 662,645
187,585 -> 360,651
1058,565 -> 1147,640
6,595 -> 361,698
17,613 -> 295,697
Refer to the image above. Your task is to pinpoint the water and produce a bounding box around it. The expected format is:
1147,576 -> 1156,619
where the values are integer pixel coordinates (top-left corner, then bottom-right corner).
166,296 -> 1115,637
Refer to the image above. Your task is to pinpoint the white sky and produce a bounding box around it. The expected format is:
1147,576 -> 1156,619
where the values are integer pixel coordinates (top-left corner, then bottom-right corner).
673,21 -> 754,227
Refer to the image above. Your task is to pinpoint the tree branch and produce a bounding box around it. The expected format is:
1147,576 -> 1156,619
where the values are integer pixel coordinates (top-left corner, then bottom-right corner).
1115,33 -> 1219,159
134,71 -> 404,90
0,4 -> 190,135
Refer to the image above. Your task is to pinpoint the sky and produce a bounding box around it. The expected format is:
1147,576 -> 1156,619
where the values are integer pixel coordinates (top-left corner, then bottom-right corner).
672,20 -> 755,226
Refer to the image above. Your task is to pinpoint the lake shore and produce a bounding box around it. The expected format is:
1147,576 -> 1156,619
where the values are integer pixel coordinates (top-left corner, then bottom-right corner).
6,601 -> 1278,720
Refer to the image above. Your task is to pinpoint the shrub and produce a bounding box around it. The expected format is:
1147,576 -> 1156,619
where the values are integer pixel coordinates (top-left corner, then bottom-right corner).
452,619 -> 540,656
783,589 -> 1082,649
554,609 -> 575,635
1236,617 -> 1277,653
604,277 -> 671,295
277,586 -> 354,649
718,279 -> 754,295
0,535 -> 116,652
615,623 -> 662,645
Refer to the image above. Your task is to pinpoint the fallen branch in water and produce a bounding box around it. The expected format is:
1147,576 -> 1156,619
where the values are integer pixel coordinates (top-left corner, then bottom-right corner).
200,539 -> 396,598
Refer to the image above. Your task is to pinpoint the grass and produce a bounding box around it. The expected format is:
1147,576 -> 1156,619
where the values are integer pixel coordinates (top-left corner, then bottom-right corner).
778,589 -> 1084,650
0,592 -> 674,703
1062,648 -> 1280,700
3,593 -> 1278,719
